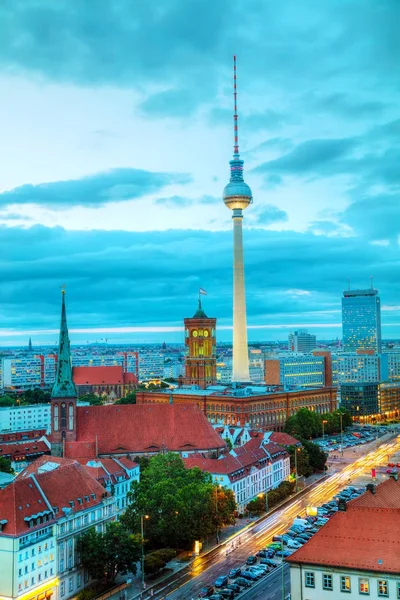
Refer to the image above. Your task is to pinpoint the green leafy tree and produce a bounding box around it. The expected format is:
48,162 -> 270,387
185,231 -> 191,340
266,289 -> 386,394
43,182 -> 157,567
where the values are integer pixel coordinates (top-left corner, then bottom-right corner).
289,446 -> 313,477
285,408 -> 321,439
123,453 -> 236,549
300,439 -> 328,471
77,522 -> 141,583
0,395 -> 17,407
144,549 -> 176,575
23,388 -> 51,405
79,393 -> 103,406
115,391 -> 137,405
0,457 -> 13,473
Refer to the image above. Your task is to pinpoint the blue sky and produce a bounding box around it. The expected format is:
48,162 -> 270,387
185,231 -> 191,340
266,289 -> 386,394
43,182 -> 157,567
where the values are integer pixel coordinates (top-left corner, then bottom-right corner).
0,0 -> 399,345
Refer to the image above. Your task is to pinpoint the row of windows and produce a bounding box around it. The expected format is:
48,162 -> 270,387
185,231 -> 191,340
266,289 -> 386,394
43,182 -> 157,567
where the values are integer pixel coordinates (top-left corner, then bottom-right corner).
18,567 -> 54,591
305,571 -> 397,597
18,555 -> 54,577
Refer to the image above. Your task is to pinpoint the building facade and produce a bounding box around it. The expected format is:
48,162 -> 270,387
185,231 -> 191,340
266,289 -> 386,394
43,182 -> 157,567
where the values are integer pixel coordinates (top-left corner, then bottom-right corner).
342,288 -> 382,353
0,405 -> 51,433
288,330 -> 317,353
136,385 -> 337,431
341,381 -> 400,421
265,354 -> 325,390
184,301 -> 217,389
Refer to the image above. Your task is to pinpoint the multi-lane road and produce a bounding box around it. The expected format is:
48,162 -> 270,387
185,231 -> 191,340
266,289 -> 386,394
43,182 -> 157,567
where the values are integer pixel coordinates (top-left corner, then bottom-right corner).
136,435 -> 400,600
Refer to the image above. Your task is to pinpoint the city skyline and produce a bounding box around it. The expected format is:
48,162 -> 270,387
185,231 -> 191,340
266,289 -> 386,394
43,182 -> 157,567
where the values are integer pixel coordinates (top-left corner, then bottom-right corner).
0,1 -> 399,343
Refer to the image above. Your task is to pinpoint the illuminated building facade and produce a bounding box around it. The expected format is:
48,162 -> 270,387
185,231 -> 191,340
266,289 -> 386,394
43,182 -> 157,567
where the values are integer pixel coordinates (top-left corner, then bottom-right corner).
288,330 -> 316,353
342,288 -> 382,353
184,301 -> 217,389
265,354 -> 326,389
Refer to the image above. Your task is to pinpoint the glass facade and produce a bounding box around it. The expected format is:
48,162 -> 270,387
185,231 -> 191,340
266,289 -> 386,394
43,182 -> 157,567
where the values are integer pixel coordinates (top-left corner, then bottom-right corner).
342,289 -> 382,353
341,383 -> 379,418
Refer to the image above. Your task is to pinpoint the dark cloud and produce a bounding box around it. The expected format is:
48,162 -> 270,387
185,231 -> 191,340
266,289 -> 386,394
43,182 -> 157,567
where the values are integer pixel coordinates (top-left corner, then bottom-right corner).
340,194 -> 400,241
252,205 -> 288,225
0,168 -> 192,208
314,93 -> 390,119
252,138 -> 356,177
0,224 -> 399,340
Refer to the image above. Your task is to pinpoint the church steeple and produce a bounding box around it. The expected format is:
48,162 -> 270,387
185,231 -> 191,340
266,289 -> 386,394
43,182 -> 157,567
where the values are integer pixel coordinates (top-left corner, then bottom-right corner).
52,290 -> 76,398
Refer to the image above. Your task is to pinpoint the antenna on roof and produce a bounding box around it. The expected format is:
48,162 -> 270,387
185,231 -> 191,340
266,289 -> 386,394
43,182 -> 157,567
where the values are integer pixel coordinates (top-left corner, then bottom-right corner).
348,278 -> 351,291
370,275 -> 373,289
233,55 -> 239,158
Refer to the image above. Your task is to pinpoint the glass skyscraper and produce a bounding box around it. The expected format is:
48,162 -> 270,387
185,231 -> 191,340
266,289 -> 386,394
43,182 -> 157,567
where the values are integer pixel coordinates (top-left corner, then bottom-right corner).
342,288 -> 382,353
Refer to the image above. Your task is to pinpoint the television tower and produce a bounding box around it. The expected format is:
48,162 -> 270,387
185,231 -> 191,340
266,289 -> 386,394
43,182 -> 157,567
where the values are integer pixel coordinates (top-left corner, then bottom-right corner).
223,55 -> 252,382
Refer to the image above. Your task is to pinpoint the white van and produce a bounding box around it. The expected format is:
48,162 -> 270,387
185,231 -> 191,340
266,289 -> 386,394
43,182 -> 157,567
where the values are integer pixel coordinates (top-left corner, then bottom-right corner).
293,518 -> 310,528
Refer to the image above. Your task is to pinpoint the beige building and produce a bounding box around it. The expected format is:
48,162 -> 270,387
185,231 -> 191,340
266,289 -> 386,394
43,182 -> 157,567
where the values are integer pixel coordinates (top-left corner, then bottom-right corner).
288,476 -> 400,600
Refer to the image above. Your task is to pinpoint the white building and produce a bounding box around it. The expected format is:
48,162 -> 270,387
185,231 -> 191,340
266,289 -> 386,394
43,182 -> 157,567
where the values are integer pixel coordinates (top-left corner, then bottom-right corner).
0,457 -> 117,600
265,354 -> 326,390
138,352 -> 165,380
288,476 -> 400,600
185,434 -> 290,513
288,330 -> 316,353
0,404 -> 51,433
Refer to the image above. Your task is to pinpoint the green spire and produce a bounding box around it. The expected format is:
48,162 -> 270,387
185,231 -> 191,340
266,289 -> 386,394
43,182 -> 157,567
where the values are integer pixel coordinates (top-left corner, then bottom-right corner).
52,290 -> 77,398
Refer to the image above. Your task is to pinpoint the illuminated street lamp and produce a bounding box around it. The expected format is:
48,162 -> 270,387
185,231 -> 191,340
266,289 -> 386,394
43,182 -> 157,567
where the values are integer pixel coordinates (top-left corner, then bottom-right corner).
294,448 -> 301,493
140,515 -> 149,591
322,419 -> 328,442
215,484 -> 222,543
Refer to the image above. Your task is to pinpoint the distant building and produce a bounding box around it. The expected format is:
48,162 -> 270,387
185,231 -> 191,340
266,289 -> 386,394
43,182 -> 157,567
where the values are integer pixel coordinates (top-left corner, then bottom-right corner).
341,381 -> 400,421
72,366 -> 137,401
287,476 -> 400,600
265,354 -> 326,389
342,288 -> 382,353
184,300 -> 217,389
0,404 -> 51,433
0,439 -> 50,473
288,330 -> 316,353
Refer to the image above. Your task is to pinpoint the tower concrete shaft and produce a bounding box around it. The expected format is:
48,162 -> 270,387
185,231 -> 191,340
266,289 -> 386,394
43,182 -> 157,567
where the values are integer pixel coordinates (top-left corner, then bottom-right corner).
232,209 -> 250,381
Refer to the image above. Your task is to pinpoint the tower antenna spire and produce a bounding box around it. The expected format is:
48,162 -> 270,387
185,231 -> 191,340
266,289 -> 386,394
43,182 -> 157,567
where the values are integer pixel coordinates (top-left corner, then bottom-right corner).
233,55 -> 239,157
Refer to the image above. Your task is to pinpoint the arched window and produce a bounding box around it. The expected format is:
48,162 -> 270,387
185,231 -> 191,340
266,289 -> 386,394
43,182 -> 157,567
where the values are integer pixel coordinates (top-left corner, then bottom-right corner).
68,403 -> 74,430
231,405 -> 235,413
60,403 -> 67,429
54,404 -> 59,431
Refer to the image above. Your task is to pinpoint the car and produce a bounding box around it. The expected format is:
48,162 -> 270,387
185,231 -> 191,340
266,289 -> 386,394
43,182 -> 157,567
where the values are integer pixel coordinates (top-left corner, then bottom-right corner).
218,589 -> 235,599
246,555 -> 257,565
199,586 -> 214,598
275,549 -> 291,557
256,550 -> 269,558
209,595 -> 222,600
268,542 -> 282,549
215,576 -> 228,588
388,463 -> 395,467
266,549 -> 276,558
227,583 -> 241,594
387,468 -> 397,474
235,578 -> 252,588
272,535 -> 283,542
287,540 -> 302,549
241,570 -> 260,581
260,558 -> 278,568
228,568 -> 241,579
249,564 -> 268,574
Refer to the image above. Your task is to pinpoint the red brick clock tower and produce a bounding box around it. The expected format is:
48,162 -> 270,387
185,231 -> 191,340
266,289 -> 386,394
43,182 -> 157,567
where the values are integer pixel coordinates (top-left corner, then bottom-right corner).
184,300 -> 217,389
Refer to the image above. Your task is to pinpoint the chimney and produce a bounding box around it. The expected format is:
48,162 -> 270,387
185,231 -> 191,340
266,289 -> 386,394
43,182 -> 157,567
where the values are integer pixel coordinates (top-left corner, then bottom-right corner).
389,472 -> 399,482
366,483 -> 376,494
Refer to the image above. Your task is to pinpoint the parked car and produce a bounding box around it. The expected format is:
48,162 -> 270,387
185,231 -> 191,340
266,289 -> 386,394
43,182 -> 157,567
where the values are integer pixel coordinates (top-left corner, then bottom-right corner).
249,564 -> 268,574
275,549 -> 291,557
218,589 -> 235,599
241,570 -> 260,581
260,558 -> 278,568
228,568 -> 241,579
199,586 -> 214,598
209,595 -> 222,600
287,539 -> 302,549
215,576 -> 229,588
246,555 -> 257,565
235,578 -> 252,588
227,583 -> 241,594
272,535 -> 283,542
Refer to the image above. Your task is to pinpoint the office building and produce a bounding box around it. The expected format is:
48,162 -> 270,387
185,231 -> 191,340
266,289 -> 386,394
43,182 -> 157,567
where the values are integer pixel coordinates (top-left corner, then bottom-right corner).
342,288 -> 382,353
265,354 -> 325,389
288,330 -> 316,353
0,404 -> 51,433
222,56 -> 252,382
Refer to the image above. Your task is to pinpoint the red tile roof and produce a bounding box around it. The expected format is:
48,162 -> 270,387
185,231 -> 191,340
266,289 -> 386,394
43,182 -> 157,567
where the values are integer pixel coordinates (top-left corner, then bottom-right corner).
269,432 -> 300,447
0,440 -> 50,461
64,441 -> 97,460
2,456 -> 108,536
287,506 -> 400,573
0,430 -> 47,443
116,456 -> 138,470
73,366 -> 137,385
65,404 -> 225,458
350,478 -> 400,509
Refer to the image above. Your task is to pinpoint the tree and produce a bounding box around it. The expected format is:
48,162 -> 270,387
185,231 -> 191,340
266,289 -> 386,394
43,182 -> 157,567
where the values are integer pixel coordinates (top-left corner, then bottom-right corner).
0,395 -> 16,407
285,408 -> 321,439
0,457 -> 13,474
288,446 -> 313,477
77,522 -> 141,583
144,549 -> 176,575
301,439 -> 327,471
224,437 -> 233,451
79,393 -> 103,406
23,388 -> 51,405
115,391 -> 136,405
123,452 -> 236,549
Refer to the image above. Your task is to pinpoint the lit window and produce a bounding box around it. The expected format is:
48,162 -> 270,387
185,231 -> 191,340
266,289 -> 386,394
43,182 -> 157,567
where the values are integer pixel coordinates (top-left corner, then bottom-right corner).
341,576 -> 351,592
323,574 -> 333,591
378,580 -> 388,597
360,578 -> 370,594
305,572 -> 315,588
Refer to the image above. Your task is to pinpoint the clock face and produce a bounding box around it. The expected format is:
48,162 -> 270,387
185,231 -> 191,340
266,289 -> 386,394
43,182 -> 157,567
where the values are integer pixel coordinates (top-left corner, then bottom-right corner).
192,330 -> 198,337
203,330 -> 209,338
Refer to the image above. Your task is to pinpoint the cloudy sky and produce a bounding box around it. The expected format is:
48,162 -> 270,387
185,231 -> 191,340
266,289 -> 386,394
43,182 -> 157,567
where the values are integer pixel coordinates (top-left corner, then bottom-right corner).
0,0 -> 399,345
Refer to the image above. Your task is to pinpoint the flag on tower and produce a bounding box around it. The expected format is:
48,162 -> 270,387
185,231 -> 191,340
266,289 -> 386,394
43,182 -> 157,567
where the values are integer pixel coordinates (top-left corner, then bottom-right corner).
199,288 -> 207,296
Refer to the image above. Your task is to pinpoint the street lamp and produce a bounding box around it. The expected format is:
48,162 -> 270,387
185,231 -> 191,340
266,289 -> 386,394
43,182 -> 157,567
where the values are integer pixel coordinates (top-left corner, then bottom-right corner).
339,412 -> 344,457
140,515 -> 149,591
215,485 -> 221,543
294,448 -> 301,493
322,419 -> 328,442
